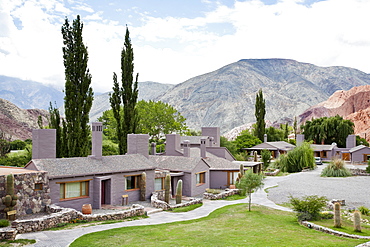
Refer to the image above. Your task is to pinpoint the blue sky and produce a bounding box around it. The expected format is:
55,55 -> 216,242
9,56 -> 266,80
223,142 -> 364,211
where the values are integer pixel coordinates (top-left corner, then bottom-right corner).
1,0 -> 369,93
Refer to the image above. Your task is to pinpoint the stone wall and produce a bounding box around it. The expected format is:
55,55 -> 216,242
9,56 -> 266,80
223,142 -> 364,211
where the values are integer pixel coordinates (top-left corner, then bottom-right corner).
203,189 -> 239,200
151,192 -> 202,211
301,221 -> 370,240
350,169 -> 370,176
10,204 -> 145,234
0,171 -> 51,219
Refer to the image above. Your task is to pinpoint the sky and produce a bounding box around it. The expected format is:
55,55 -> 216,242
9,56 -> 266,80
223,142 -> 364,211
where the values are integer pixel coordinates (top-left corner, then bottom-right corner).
1,0 -> 370,93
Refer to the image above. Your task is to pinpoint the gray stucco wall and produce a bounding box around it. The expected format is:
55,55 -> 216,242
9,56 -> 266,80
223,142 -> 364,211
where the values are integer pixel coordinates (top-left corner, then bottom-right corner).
210,170 -> 229,189
191,161 -> 210,197
49,170 -> 155,211
352,147 -> 370,163
206,147 -> 235,161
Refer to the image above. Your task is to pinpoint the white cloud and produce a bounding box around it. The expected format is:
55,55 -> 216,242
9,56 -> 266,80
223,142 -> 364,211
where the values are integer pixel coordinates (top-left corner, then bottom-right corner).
1,0 -> 370,94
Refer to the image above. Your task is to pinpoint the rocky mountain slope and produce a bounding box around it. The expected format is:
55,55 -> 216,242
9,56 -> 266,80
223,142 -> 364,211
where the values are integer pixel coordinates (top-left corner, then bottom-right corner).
299,85 -> 370,141
156,59 -> 370,134
0,98 -> 49,141
88,81 -> 174,121
0,75 -> 64,110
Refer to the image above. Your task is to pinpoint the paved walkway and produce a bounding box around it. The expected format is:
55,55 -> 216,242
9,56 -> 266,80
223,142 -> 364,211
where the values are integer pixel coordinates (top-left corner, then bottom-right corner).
16,175 -> 291,247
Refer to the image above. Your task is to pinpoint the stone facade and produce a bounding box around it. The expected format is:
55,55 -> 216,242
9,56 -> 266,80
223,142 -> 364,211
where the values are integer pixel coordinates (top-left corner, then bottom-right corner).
10,204 -> 145,234
0,171 -> 51,219
203,189 -> 239,200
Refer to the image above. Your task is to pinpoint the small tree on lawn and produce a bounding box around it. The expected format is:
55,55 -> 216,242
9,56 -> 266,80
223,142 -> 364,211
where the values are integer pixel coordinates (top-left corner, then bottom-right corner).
236,169 -> 264,211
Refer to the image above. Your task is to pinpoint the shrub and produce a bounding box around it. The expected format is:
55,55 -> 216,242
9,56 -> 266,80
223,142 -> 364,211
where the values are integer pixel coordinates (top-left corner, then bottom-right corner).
321,159 -> 352,177
277,142 -> 315,173
289,195 -> 328,221
261,149 -> 271,170
0,219 -> 10,227
205,188 -> 222,194
320,211 -> 334,219
366,160 -> 370,173
358,206 -> 370,216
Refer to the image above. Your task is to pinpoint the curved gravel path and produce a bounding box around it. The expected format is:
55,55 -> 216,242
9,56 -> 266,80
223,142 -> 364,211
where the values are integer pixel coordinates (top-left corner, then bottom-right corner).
267,163 -> 370,208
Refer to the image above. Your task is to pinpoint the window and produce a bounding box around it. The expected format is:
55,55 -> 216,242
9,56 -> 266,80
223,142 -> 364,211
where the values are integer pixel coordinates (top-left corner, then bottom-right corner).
58,180 -> 89,200
155,178 -> 164,191
125,175 -> 140,190
196,172 -> 206,185
34,183 -> 43,191
228,171 -> 239,185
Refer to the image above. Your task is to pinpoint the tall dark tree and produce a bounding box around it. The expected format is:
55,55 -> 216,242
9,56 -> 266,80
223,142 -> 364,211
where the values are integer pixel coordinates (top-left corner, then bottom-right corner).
48,102 -> 66,158
110,27 -> 139,154
255,89 -> 266,142
61,15 -> 93,157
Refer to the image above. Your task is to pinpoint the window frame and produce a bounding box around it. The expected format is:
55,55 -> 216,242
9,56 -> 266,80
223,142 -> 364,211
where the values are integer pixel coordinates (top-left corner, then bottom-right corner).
196,171 -> 206,186
227,171 -> 240,186
57,179 -> 91,201
154,177 -> 165,191
34,183 -> 43,191
124,174 -> 141,191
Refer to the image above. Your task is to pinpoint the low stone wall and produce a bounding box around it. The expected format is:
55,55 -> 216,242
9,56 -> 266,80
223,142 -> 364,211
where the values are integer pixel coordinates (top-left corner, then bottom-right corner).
151,193 -> 202,210
0,227 -> 17,240
264,169 -> 280,176
301,221 -> 370,240
10,204 -> 145,234
203,189 -> 239,200
350,169 -> 370,176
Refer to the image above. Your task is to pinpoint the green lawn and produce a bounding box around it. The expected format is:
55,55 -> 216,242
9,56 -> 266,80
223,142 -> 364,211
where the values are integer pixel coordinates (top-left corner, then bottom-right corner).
70,204 -> 369,247
311,216 -> 370,236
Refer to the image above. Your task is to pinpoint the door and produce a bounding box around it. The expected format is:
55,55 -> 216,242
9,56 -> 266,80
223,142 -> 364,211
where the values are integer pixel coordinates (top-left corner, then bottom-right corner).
101,179 -> 111,205
342,153 -> 350,161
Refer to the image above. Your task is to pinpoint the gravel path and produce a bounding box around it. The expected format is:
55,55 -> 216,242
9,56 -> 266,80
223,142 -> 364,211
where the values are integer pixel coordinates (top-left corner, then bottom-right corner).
267,163 -> 370,209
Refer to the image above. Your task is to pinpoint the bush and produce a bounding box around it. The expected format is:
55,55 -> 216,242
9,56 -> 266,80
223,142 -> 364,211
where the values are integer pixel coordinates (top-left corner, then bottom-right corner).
366,160 -> 370,173
358,206 -> 370,216
0,219 -> 10,227
261,149 -> 271,170
321,159 -> 352,177
289,195 -> 328,221
276,142 -> 315,173
320,211 -> 334,219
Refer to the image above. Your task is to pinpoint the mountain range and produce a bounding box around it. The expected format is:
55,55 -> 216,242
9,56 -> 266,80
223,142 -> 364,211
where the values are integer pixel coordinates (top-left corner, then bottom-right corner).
1,58 -> 370,139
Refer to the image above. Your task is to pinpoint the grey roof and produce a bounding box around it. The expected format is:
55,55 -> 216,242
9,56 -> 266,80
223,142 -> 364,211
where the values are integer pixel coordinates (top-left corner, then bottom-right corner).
246,141 -> 295,151
27,154 -> 156,179
205,157 -> 240,170
311,144 -> 336,151
149,155 -> 208,172
349,145 -> 370,153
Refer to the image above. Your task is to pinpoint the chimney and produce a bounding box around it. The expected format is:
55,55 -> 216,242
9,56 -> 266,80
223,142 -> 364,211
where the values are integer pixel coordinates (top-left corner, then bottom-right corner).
127,134 -> 149,158
264,134 -> 267,143
346,134 -> 356,148
151,142 -> 156,155
183,140 -> 190,157
201,127 -> 220,147
296,134 -> 305,146
90,122 -> 103,159
32,129 -> 56,159
165,134 -> 181,155
200,137 -> 207,158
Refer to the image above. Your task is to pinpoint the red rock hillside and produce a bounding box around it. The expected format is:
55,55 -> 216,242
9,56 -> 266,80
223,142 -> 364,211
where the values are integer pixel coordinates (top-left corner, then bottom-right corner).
0,98 -> 49,141
299,85 -> 370,141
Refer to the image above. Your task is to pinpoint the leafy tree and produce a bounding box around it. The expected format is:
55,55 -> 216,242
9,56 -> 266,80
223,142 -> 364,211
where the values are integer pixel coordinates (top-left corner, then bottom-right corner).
261,149 -> 271,170
48,102 -> 66,158
220,136 -> 237,156
99,100 -> 188,143
236,169 -> 264,211
61,15 -> 93,157
234,130 -> 262,152
301,115 -> 354,147
265,126 -> 285,142
136,100 -> 189,141
110,27 -> 139,154
356,136 -> 369,147
10,140 -> 26,150
255,89 -> 266,142
0,130 -> 11,158
293,116 -> 298,137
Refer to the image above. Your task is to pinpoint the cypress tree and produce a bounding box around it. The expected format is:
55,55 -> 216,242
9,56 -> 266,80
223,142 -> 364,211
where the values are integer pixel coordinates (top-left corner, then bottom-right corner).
61,15 -> 93,157
255,89 -> 266,142
110,26 -> 139,154
48,102 -> 64,158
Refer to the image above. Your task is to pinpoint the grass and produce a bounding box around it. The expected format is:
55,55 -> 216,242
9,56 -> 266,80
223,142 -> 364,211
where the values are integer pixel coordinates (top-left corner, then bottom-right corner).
167,203 -> 203,212
70,204 -> 369,247
0,239 -> 36,246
